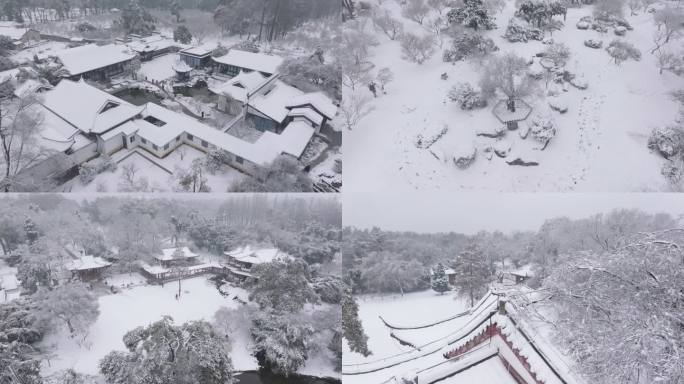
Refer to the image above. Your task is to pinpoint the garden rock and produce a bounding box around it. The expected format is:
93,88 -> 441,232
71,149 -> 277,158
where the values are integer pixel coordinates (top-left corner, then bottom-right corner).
584,39 -> 603,49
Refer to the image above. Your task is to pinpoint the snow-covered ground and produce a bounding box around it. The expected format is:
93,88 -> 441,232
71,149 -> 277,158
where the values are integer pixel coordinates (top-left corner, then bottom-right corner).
66,145 -> 245,193
343,290 -> 472,383
139,53 -> 180,82
345,0 -> 684,192
40,276 -> 254,376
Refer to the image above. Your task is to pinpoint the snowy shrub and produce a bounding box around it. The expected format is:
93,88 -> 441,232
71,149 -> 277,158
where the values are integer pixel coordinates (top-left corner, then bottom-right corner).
542,42 -> 571,67
400,33 -> 436,64
606,39 -> 641,65
447,0 -> 497,30
614,25 -> 627,35
313,276 -> 344,304
372,10 -> 404,40
648,126 -> 684,159
78,155 -> 117,184
503,18 -> 544,42
447,82 -> 487,110
493,139 -> 512,157
528,113 -> 557,149
450,145 -> 477,169
656,51 -> 684,76
584,39 -> 603,49
515,0 -> 567,28
661,159 -> 684,184
415,125 -> 449,149
76,22 -> 97,32
442,32 -> 498,62
576,20 -> 590,29
251,311 -> 314,376
205,149 -> 231,174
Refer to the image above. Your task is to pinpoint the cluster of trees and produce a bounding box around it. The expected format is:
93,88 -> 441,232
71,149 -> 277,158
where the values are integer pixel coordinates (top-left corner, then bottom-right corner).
344,209 -> 678,295
0,194 -> 342,382
546,229 -> 684,384
213,0 -> 338,42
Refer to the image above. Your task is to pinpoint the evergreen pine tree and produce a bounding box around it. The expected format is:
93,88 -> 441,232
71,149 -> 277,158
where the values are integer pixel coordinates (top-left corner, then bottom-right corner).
431,263 -> 450,294
453,242 -> 493,306
447,0 -> 497,30
342,288 -> 371,356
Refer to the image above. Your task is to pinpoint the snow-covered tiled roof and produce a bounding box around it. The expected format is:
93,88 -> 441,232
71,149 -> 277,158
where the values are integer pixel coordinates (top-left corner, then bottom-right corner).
250,80 -> 305,123
285,92 -> 337,120
41,79 -> 141,134
287,107 -> 323,126
180,43 -> 215,57
260,120 -> 314,159
54,44 -> 137,76
127,36 -> 179,53
31,103 -> 84,152
225,246 -> 286,265
155,247 -> 199,261
209,71 -> 270,103
213,50 -> 284,75
68,255 -> 112,271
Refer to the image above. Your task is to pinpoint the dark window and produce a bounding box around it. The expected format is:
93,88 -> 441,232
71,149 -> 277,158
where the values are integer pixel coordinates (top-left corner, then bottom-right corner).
187,133 -> 194,141
153,144 -> 158,150
143,116 -> 166,127
201,140 -> 208,148
130,136 -> 135,143
141,138 -> 147,144
176,136 -> 181,142
236,156 -> 244,164
164,144 -> 169,150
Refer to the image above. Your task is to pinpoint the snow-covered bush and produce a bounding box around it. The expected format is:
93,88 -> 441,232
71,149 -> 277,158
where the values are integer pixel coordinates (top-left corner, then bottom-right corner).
661,159 -> 684,185
447,0 -> 497,30
415,125 -> 449,149
503,18 -> 544,42
576,17 -> 591,29
372,10 -> 404,40
648,126 -> 684,159
78,155 -> 117,184
493,139 -> 512,157
454,147 -> 477,168
447,82 -> 487,110
584,39 -> 603,49
542,42 -> 571,67
606,39 -> 641,65
614,25 -> 627,35
400,32 -> 436,64
656,51 -> 684,76
442,32 -> 498,62
528,113 -> 557,149
205,149 -> 231,174
515,0 -> 567,28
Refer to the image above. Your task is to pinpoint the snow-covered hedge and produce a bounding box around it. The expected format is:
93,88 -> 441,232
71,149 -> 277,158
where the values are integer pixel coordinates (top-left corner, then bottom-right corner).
648,126 -> 684,159
442,33 -> 498,62
78,155 -> 117,184
528,113 -> 557,149
447,82 -> 488,110
503,18 -> 544,43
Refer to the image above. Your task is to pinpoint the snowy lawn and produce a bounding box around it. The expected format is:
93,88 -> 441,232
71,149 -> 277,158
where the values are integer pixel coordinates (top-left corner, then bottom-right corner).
345,0 -> 684,192
139,53 -> 181,82
40,276 -> 255,376
67,145 -> 245,193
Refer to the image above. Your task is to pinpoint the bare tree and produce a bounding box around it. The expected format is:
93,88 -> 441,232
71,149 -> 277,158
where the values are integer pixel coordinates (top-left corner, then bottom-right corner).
0,87 -> 51,192
651,7 -> 684,54
341,91 -> 374,130
372,10 -> 404,40
479,53 -> 536,104
400,32 -> 437,64
402,0 -> 431,25
656,50 -> 683,76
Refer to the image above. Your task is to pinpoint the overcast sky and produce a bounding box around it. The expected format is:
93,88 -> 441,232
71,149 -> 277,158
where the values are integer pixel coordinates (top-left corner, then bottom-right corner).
344,193 -> 684,234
